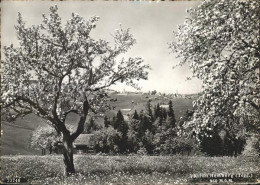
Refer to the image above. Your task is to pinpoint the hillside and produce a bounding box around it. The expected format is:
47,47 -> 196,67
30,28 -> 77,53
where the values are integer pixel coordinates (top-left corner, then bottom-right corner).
1,93 -> 196,155
1,114 -> 46,155
105,93 -> 196,120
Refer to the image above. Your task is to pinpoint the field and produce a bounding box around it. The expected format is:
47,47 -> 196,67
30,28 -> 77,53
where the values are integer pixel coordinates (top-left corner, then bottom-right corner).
106,94 -> 195,120
1,114 -> 46,155
1,155 -> 260,184
1,93 -> 195,155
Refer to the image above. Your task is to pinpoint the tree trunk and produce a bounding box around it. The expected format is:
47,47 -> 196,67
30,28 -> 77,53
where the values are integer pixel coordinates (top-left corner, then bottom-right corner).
62,135 -> 75,176
59,99 -> 89,176
49,145 -> 52,154
42,148 -> 45,155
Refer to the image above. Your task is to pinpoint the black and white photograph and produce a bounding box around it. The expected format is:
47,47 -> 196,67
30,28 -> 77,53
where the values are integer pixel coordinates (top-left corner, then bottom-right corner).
1,0 -> 260,184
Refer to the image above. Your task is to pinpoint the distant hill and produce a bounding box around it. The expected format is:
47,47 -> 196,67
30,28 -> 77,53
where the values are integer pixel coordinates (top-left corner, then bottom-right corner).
1,93 -> 197,155
1,114 -> 46,155
105,93 -> 196,120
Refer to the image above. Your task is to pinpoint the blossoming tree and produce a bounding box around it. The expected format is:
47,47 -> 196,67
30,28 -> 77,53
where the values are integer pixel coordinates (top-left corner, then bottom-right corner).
171,0 -> 260,140
2,6 -> 150,175
30,125 -> 61,154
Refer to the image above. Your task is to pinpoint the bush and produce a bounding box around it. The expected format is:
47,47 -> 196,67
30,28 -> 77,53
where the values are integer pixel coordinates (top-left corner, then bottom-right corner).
155,135 -> 199,155
170,137 -> 199,155
93,127 -> 122,154
243,134 -> 260,157
137,146 -> 148,155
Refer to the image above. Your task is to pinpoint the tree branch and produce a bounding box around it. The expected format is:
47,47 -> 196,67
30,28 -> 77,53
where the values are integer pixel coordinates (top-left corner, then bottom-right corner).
12,109 -> 33,120
38,36 -> 64,48
70,99 -> 89,142
85,76 -> 122,92
52,76 -> 65,122
248,100 -> 260,112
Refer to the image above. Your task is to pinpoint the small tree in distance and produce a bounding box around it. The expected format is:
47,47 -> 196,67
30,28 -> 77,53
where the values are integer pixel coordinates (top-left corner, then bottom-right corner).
2,6 -> 150,176
167,100 -> 176,128
86,117 -> 98,133
30,125 -> 61,154
104,116 -> 110,128
133,110 -> 139,120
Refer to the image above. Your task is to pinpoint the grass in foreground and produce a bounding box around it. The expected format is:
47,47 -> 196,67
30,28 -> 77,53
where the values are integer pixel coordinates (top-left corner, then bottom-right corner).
1,155 -> 260,184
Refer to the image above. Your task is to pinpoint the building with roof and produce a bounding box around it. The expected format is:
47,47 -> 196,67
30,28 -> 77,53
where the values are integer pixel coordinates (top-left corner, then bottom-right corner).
74,134 -> 96,154
52,134 -> 96,154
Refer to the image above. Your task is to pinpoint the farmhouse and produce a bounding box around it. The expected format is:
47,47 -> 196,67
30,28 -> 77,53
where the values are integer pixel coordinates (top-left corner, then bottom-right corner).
51,134 -> 96,154
120,109 -> 131,121
74,134 -> 96,154
160,105 -> 169,109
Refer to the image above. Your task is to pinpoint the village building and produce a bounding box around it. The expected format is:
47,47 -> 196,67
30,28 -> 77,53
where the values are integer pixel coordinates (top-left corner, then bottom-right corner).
159,105 -> 169,109
120,109 -> 131,122
74,134 -> 96,154
52,134 -> 96,154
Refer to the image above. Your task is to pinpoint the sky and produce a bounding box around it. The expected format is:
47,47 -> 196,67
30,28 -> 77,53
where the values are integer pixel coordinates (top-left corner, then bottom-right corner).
2,1 -> 202,94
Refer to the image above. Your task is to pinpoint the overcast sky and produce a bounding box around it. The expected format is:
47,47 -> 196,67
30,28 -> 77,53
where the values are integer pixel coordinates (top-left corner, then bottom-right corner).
2,1 -> 202,94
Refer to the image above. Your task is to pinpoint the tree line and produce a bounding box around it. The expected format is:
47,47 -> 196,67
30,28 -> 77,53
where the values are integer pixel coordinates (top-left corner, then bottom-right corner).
90,100 -> 197,155
31,99 -> 248,156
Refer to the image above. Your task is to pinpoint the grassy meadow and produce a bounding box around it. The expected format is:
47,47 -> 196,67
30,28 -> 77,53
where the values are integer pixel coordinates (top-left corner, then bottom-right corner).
1,155 -> 260,184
